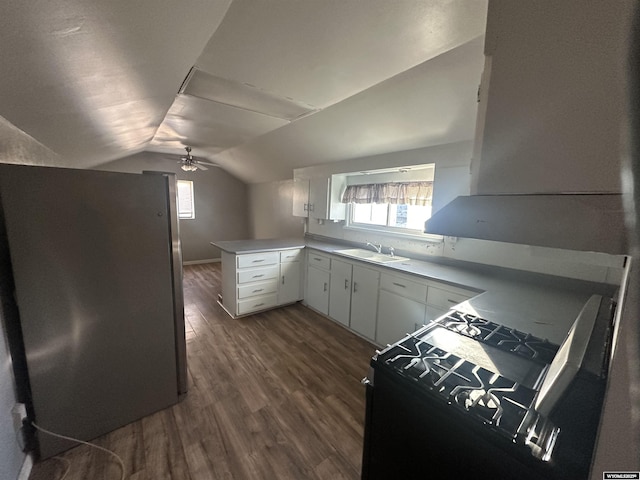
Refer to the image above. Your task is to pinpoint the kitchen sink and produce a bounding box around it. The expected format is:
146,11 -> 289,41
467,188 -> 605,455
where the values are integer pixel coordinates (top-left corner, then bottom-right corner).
335,248 -> 409,264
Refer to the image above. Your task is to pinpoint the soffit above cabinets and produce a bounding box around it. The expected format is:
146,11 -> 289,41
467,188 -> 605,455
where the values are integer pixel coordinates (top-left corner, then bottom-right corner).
0,0 -> 488,182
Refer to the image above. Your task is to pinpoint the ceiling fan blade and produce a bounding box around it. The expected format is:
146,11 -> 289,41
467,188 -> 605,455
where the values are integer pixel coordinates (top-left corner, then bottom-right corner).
197,161 -> 220,167
195,163 -> 209,171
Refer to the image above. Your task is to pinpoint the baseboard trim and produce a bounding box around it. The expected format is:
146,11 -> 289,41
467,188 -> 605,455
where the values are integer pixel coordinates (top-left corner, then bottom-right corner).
183,258 -> 220,265
18,453 -> 33,480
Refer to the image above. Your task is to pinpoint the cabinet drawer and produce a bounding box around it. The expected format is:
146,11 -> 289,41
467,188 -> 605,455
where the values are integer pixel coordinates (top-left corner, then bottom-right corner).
237,265 -> 279,284
307,252 -> 331,270
237,280 -> 278,299
380,273 -> 427,303
237,294 -> 278,315
280,249 -> 303,262
427,286 -> 473,310
237,251 -> 279,269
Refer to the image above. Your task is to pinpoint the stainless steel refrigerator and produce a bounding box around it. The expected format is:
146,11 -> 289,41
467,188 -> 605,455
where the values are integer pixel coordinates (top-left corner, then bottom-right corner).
0,164 -> 187,459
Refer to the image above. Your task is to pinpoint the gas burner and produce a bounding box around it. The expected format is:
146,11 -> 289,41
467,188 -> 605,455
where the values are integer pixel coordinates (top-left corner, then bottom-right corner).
380,337 -> 537,439
436,311 -> 490,338
435,311 -> 559,365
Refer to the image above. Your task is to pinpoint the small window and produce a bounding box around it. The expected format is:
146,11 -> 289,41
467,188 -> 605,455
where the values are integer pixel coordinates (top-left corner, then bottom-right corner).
177,180 -> 195,219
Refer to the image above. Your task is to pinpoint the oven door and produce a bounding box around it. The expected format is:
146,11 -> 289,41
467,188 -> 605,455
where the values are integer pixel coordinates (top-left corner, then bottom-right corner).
361,364 -> 555,480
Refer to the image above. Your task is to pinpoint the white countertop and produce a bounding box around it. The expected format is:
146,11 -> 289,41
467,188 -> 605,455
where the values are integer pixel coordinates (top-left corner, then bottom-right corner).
304,239 -> 616,345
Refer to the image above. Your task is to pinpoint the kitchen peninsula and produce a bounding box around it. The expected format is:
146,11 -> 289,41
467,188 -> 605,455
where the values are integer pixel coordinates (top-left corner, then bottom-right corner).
213,238 -> 306,318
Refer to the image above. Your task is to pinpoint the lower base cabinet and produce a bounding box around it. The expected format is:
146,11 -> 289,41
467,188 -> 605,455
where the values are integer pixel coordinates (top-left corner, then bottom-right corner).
221,248 -> 303,318
376,290 -> 426,346
279,261 -> 302,305
304,248 -> 477,347
306,264 -> 330,315
349,265 -> 380,341
329,259 -> 353,327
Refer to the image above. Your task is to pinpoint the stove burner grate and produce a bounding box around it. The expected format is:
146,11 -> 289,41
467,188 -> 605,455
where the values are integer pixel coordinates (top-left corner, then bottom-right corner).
381,336 -> 536,439
435,311 -> 559,364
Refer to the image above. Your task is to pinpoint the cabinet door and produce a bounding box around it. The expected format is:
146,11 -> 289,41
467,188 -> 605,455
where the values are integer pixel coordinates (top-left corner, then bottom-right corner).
377,290 -> 426,346
308,177 -> 330,219
292,177 -> 310,217
329,259 -> 352,327
306,265 -> 330,315
279,261 -> 302,305
350,265 -> 380,340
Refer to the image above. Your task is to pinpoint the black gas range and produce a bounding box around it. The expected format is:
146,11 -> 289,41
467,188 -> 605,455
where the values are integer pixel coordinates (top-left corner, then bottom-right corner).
361,297 -> 615,480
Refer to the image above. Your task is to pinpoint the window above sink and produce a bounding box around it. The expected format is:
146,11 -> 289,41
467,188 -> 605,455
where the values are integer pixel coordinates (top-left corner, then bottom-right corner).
340,163 -> 443,241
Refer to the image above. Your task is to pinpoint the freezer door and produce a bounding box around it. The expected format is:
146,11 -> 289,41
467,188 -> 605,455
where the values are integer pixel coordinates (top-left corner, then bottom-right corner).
0,165 -> 181,458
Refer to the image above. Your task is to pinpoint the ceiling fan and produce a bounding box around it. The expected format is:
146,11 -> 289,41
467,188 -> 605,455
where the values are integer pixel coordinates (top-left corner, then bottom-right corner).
178,146 -> 219,171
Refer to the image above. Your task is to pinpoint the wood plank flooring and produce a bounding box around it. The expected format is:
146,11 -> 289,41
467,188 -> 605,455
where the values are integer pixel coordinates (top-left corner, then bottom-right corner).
29,262 -> 377,480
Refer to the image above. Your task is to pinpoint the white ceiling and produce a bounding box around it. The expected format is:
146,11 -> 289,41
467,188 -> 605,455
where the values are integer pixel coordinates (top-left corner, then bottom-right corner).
0,0 -> 487,183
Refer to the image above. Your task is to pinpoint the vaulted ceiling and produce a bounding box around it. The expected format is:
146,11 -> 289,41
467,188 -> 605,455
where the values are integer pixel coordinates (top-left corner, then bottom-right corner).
0,0 -> 487,183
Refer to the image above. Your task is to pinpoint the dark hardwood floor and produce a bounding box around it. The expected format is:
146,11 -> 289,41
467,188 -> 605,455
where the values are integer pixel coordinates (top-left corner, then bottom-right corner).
29,262 -> 377,480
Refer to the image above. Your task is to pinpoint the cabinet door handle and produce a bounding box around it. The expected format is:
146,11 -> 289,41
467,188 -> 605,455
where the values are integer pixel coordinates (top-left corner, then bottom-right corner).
392,282 -> 406,288
309,204 -> 314,212
282,275 -> 285,285
253,274 -> 264,278
313,257 -> 322,262
353,282 -> 358,293
447,299 -> 458,304
252,259 -> 265,263
253,289 -> 263,293
323,282 -> 328,292
304,203 -> 308,211
344,279 -> 349,290
254,303 -> 264,308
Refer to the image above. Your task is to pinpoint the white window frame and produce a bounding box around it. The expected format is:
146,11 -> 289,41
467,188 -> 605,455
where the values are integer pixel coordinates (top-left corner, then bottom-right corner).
346,203 -> 437,239
177,180 -> 195,220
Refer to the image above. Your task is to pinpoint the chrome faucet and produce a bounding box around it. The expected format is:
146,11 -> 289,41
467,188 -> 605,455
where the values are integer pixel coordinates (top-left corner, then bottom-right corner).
366,242 -> 382,254
389,247 -> 395,258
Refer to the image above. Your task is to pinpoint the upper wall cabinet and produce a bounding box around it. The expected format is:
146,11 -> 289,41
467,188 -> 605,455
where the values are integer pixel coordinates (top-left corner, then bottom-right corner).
292,173 -> 346,221
292,177 -> 311,217
472,1 -> 630,195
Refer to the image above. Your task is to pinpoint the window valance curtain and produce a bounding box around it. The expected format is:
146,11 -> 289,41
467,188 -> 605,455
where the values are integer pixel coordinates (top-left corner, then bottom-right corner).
341,181 -> 433,206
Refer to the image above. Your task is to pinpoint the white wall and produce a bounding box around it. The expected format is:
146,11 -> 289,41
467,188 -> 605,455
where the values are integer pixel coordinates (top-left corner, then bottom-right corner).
473,0 -> 632,195
0,115 -> 60,480
248,180 -> 305,240
98,152 -> 251,261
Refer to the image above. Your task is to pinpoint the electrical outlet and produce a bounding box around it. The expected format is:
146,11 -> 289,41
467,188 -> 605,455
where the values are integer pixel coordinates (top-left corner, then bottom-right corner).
11,403 -> 27,434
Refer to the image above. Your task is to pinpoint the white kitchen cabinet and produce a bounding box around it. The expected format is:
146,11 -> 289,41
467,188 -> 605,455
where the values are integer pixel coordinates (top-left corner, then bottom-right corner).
292,172 -> 346,221
425,282 -> 476,322
305,249 -> 378,340
377,272 -> 428,346
329,259 -> 352,327
349,265 -> 380,341
220,248 -> 303,318
279,260 -> 302,305
305,251 -> 331,315
292,177 -> 310,217
303,248 -> 477,346
306,265 -> 330,315
377,290 -> 426,346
